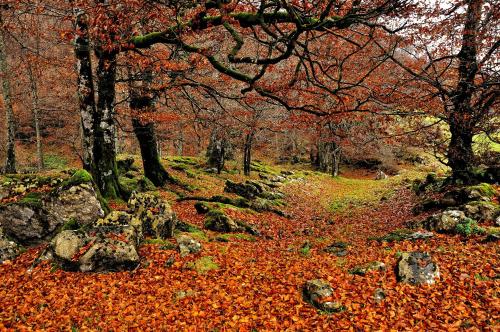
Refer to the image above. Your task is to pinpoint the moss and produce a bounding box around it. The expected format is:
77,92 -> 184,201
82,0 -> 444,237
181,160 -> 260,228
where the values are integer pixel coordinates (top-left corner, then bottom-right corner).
467,183 -> 496,198
169,156 -> 200,166
215,233 -> 256,242
186,170 -> 197,179
61,218 -> 80,231
19,192 -> 43,208
44,154 -> 68,170
176,221 -> 202,233
60,170 -> 93,189
250,161 -> 278,175
455,218 -> 485,237
119,175 -> 156,194
184,256 -> 219,274
171,164 -> 189,172
299,241 -> 312,257
483,226 -> 500,235
370,229 -> 414,242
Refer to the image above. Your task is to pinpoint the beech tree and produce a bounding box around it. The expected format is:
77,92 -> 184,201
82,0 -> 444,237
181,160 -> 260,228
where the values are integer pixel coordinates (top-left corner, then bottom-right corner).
0,6 -> 16,173
64,0 -> 407,197
379,0 -> 499,182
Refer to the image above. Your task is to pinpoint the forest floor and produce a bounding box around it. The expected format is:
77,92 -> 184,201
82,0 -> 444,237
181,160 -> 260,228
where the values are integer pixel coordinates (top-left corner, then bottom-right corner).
0,158 -> 498,331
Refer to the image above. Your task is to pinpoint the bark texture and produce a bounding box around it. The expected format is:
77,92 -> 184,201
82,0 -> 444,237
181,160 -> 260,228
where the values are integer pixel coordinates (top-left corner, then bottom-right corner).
73,8 -> 96,172
0,24 -> 16,173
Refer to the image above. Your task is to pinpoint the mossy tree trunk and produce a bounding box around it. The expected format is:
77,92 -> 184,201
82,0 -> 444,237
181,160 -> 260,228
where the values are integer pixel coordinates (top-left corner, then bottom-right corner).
129,71 -> 173,187
93,49 -> 121,198
0,17 -> 16,174
447,0 -> 483,184
73,8 -> 95,172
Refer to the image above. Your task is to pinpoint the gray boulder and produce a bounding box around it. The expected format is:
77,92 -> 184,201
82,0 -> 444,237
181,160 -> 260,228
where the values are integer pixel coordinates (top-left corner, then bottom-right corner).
51,223 -> 140,272
396,252 -> 440,285
0,204 -> 61,244
44,183 -> 104,227
423,210 -> 467,233
78,237 -> 139,272
176,234 -> 202,257
51,230 -> 86,262
303,279 -> 343,312
0,229 -> 21,263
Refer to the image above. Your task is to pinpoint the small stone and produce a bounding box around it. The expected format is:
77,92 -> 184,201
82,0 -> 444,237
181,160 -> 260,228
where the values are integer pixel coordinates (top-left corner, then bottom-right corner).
350,261 -> 386,276
373,288 -> 386,302
303,279 -> 343,312
323,242 -> 349,257
397,252 -> 440,285
164,255 -> 175,267
176,234 -> 202,257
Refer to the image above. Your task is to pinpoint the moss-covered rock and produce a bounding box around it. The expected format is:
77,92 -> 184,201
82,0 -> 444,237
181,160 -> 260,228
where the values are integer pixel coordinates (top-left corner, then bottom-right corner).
204,210 -> 242,232
462,201 -> 499,222
349,261 -> 386,276
127,192 -> 177,239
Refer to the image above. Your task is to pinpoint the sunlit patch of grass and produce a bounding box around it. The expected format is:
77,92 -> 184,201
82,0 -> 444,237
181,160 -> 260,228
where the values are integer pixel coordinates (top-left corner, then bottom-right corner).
318,169 -> 425,215
184,256 -> 219,274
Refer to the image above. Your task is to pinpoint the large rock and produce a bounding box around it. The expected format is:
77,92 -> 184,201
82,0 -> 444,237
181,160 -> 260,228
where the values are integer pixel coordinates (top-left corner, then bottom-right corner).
422,210 -> 467,233
462,201 -> 499,222
441,183 -> 496,207
204,210 -> 242,233
51,230 -> 86,261
0,171 -> 104,244
44,183 -> 104,227
224,180 -> 284,200
78,236 -> 139,272
396,252 -> 440,285
0,229 -> 21,263
128,192 -> 176,239
95,211 -> 143,247
51,223 -> 140,272
0,203 -> 61,244
303,279 -> 343,313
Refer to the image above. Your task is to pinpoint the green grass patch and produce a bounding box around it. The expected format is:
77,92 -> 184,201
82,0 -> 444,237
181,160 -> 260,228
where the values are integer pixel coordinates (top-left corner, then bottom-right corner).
214,233 -> 256,242
250,160 -> 279,175
184,256 -> 219,274
44,154 -> 68,170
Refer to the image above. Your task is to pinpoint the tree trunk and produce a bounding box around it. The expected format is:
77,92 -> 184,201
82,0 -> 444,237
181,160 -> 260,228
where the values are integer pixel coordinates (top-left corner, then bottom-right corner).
73,8 -> 96,172
27,62 -> 44,170
129,86 -> 173,187
243,132 -> 254,176
447,0 -> 483,183
332,147 -> 341,177
206,128 -> 232,174
0,23 -> 16,174
175,124 -> 184,156
93,50 -> 121,198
